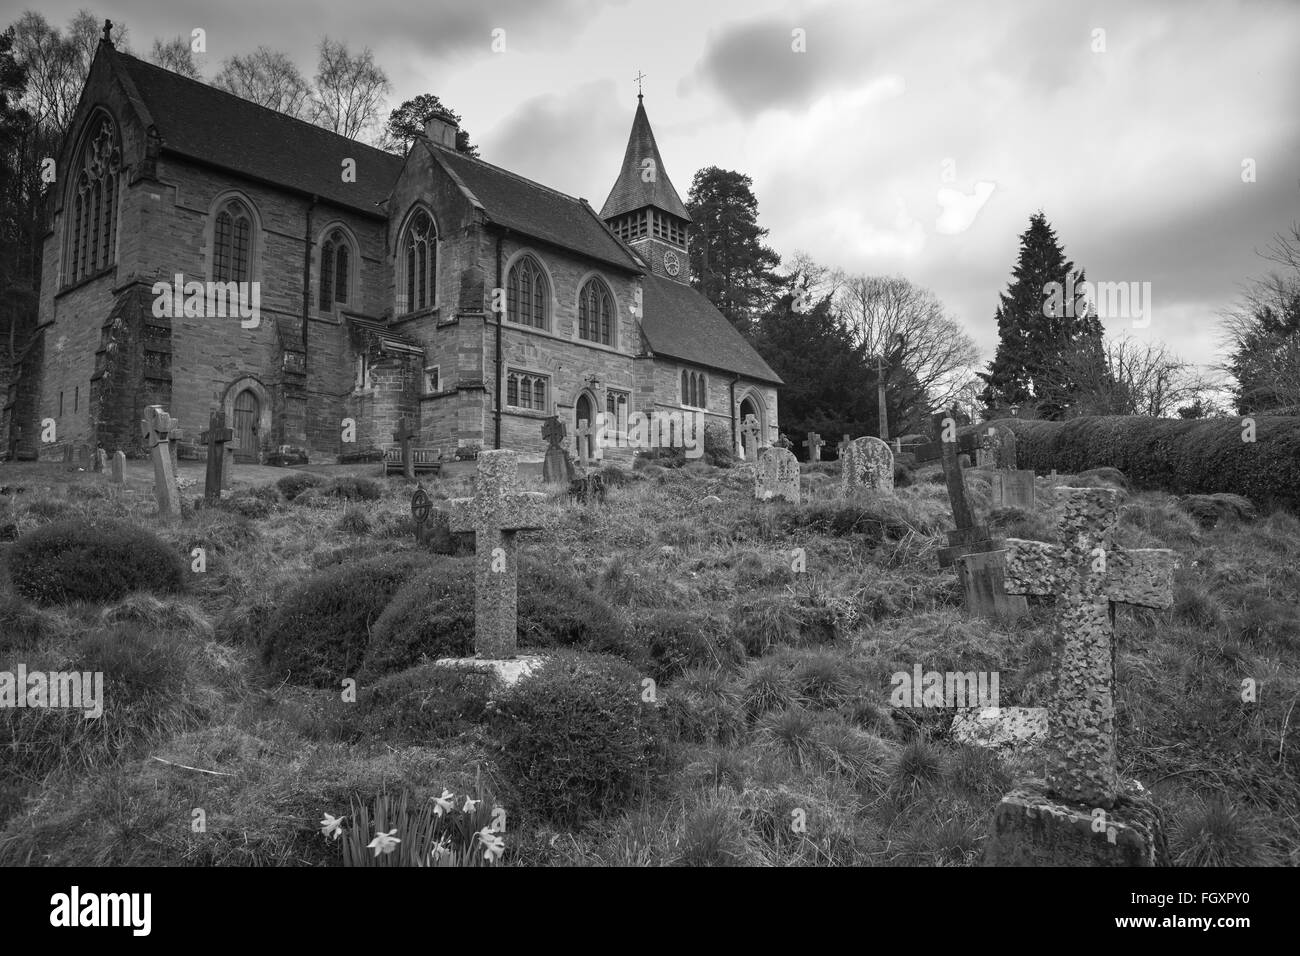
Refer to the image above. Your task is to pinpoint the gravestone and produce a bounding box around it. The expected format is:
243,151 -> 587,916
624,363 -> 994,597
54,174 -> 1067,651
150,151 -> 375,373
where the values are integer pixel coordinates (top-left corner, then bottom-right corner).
393,419 -> 417,480
840,436 -> 893,495
975,425 -> 1017,469
77,444 -> 90,470
410,484 -> 431,546
222,443 -> 235,491
802,431 -> 824,463
110,451 -> 125,484
989,469 -> 1037,510
140,405 -> 181,519
200,410 -> 234,502
987,487 -> 1176,866
447,449 -> 549,660
739,415 -> 761,460
541,416 -> 573,484
754,446 -> 800,503
575,418 -> 598,465
836,434 -> 852,459
94,446 -> 107,473
938,436 -> 1027,620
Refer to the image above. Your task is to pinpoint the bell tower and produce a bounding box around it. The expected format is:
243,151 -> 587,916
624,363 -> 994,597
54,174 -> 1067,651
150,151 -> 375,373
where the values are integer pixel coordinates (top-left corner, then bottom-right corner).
600,91 -> 691,284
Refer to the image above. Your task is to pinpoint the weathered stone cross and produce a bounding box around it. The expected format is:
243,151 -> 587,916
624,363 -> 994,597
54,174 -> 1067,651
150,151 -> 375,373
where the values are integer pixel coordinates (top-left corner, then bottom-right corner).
448,450 -> 549,659
200,410 -> 233,502
1003,488 -> 1176,808
140,405 -> 181,518
739,414 -> 761,458
575,417 -> 597,465
393,418 -> 417,480
836,433 -> 852,459
802,431 -> 824,462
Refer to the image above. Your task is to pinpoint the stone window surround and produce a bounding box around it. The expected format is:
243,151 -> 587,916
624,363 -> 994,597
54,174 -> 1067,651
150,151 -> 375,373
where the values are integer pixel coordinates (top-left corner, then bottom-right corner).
503,248 -> 554,332
395,202 -> 440,316
62,108 -> 123,288
574,271 -> 620,349
424,364 -> 440,394
503,364 -> 551,414
202,189 -> 263,286
315,220 -> 359,317
680,367 -> 709,411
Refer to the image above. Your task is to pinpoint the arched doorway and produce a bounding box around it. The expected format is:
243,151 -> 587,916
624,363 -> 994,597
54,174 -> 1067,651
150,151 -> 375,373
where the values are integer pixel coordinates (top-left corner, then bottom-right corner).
575,392 -> 596,462
738,395 -> 763,460
233,388 -> 260,463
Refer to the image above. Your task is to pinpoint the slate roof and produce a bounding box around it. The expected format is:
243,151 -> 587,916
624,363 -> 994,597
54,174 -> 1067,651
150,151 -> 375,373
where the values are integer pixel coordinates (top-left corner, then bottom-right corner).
430,145 -> 641,272
115,51 -> 402,215
599,98 -> 691,222
641,273 -> 782,384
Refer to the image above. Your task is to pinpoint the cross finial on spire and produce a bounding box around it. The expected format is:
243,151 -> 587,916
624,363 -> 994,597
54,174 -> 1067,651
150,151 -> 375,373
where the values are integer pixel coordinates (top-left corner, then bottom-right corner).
634,70 -> 647,100
101,19 -> 114,45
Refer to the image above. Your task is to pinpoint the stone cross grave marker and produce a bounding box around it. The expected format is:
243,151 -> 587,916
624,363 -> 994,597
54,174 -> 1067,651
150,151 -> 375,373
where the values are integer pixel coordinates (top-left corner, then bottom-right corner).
540,416 -> 573,484
110,450 -> 125,484
754,446 -> 800,503
840,436 -> 894,495
393,418 -> 417,480
739,414 -> 761,460
410,484 -> 431,545
1002,488 -> 1177,808
802,431 -> 824,463
836,434 -> 852,459
575,417 -> 599,465
140,405 -> 181,518
937,433 -> 1027,619
200,410 -> 234,502
448,450 -> 549,659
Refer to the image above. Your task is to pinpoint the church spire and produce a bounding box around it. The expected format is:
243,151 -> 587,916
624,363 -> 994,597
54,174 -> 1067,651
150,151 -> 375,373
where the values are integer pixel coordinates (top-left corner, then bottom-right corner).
601,94 -> 691,282
599,96 -> 690,223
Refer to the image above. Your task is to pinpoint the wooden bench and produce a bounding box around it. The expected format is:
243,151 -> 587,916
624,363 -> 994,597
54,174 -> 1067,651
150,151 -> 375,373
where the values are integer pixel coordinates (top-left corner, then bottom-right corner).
383,444 -> 443,476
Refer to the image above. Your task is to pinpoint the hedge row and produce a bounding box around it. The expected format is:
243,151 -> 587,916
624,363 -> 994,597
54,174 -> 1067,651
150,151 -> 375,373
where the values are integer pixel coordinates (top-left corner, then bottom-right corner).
999,415 -> 1300,512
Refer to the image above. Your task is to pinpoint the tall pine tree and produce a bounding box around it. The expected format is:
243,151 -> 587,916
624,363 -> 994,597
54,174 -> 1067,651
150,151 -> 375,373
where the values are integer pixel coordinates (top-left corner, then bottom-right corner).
979,212 -> 1105,419
686,167 -> 781,333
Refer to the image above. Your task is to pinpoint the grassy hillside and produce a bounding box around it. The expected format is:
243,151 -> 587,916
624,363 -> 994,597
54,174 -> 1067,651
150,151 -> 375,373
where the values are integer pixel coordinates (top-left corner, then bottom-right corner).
1,460 -> 1296,866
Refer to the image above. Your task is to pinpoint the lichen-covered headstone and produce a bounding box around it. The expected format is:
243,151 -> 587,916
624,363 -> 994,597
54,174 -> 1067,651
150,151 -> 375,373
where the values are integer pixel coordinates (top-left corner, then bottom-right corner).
447,450 -> 549,659
754,446 -> 800,503
840,436 -> 893,494
140,406 -> 181,518
987,487 -> 1177,866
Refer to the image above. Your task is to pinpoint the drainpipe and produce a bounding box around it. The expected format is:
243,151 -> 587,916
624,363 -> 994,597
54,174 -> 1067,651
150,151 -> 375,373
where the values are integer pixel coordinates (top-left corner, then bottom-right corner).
302,194 -> 318,358
494,229 -> 504,449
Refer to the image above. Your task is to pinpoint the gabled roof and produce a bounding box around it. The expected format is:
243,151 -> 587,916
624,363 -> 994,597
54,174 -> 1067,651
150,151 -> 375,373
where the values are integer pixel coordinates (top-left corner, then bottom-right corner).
114,51 -> 402,215
640,273 -> 782,385
430,145 -> 641,272
599,97 -> 691,222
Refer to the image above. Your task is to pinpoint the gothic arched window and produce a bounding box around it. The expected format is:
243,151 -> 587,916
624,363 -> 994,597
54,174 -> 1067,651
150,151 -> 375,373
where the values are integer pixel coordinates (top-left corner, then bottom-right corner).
66,112 -> 121,284
578,278 -> 613,345
398,208 -> 436,314
319,228 -> 353,310
213,198 -> 255,283
681,370 -> 708,409
507,255 -> 548,330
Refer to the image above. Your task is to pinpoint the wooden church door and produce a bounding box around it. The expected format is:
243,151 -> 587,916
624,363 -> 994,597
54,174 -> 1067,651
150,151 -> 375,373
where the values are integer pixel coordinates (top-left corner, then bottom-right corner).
233,389 -> 259,462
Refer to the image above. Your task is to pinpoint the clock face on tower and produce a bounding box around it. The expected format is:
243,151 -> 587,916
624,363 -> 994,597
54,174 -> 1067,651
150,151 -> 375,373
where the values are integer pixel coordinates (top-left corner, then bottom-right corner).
663,249 -> 681,277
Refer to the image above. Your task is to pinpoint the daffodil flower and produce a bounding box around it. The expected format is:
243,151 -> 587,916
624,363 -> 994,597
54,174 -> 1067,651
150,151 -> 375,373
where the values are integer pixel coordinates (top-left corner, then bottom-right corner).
367,828 -> 401,857
432,789 -> 455,816
462,796 -> 481,814
477,826 -> 505,862
320,813 -> 345,841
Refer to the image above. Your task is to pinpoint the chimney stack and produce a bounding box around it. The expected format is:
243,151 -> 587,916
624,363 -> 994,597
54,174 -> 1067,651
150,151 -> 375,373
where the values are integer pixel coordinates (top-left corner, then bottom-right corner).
423,112 -> 458,150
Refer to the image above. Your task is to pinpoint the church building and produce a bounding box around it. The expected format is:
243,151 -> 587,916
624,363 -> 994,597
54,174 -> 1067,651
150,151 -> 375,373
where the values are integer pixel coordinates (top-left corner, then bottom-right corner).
5,32 -> 781,466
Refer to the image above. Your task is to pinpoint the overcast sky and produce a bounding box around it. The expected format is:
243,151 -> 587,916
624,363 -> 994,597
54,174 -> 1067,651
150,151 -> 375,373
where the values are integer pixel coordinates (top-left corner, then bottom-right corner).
31,0 -> 1300,383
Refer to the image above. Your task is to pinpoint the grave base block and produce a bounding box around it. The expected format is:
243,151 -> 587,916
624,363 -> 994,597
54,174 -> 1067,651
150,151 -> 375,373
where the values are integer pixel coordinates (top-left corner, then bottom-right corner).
985,778 -> 1169,867
433,655 -> 545,689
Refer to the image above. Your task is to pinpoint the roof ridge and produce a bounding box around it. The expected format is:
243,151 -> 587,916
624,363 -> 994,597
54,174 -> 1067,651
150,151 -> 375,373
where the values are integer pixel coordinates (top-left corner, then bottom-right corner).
433,141 -> 590,208
117,51 -> 398,162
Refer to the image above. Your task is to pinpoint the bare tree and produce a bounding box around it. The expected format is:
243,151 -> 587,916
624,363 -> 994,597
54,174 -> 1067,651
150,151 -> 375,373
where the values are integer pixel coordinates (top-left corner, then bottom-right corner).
783,250 -> 844,306
834,274 -> 982,411
149,36 -> 201,79
12,13 -> 80,132
1054,335 -> 1216,417
1218,222 -> 1300,413
213,47 -> 312,119
311,38 -> 389,141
